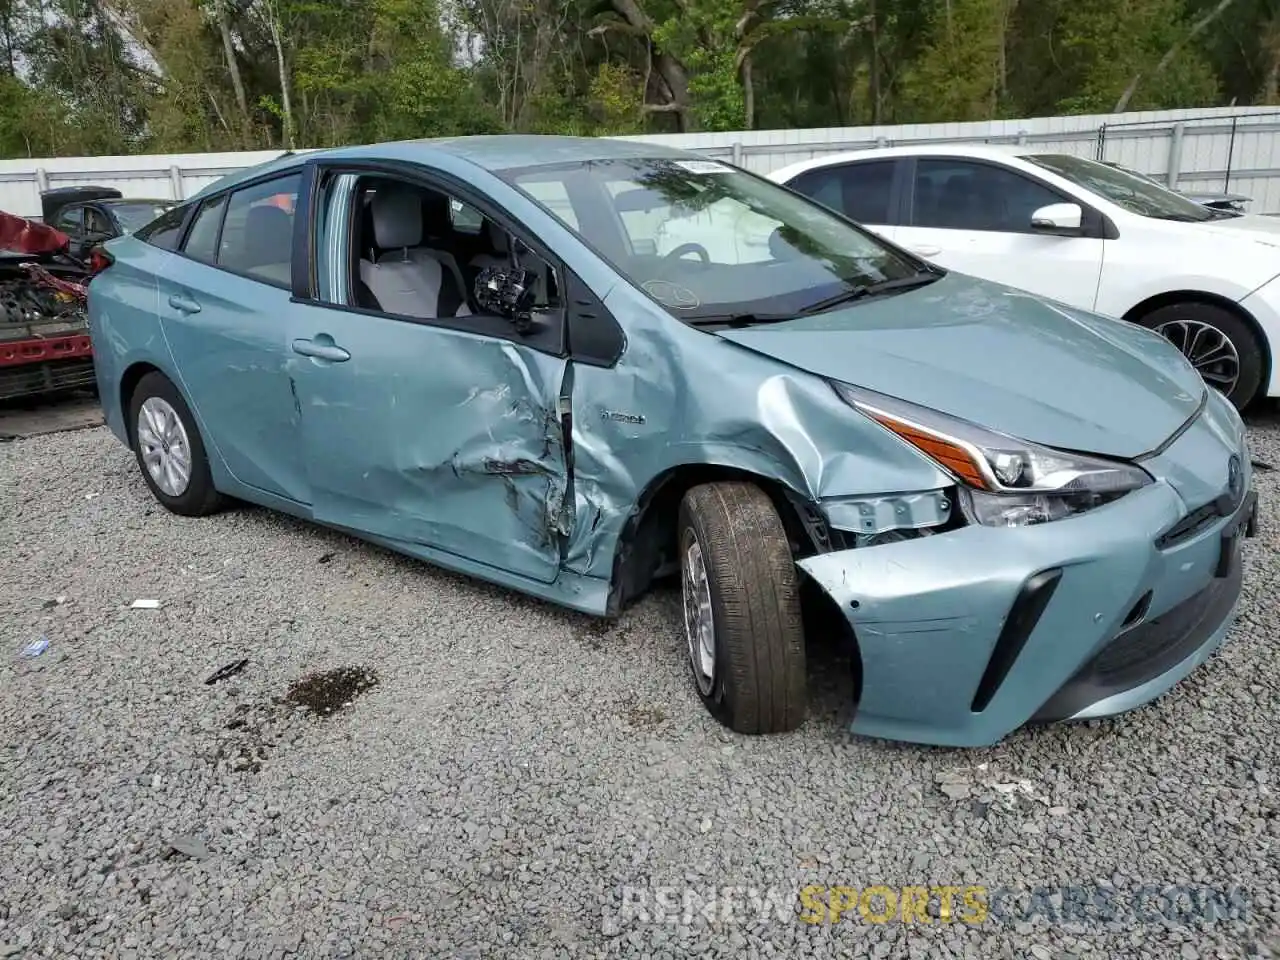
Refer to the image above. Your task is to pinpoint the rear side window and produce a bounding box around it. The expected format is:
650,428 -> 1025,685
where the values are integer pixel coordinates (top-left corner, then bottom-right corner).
182,195 -> 226,263
215,173 -> 302,286
790,160 -> 896,225
53,205 -> 83,232
135,204 -> 189,249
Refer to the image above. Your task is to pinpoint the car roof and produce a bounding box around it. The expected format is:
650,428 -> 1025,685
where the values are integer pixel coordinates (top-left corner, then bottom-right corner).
768,142 -> 1072,181
101,198 -> 173,206
188,135 -> 697,203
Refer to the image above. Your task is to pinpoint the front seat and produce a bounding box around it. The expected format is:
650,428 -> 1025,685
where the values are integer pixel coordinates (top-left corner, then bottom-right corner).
359,187 -> 469,319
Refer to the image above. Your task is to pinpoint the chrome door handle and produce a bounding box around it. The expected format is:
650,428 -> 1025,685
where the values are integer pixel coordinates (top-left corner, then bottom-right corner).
292,338 -> 350,362
168,293 -> 201,314
909,245 -> 942,257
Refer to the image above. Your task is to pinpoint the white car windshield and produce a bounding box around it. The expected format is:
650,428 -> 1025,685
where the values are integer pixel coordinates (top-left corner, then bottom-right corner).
1023,153 -> 1215,222
502,155 -> 925,323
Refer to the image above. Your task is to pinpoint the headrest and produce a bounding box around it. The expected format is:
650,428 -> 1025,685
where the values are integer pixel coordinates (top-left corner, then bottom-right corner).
370,187 -> 423,249
485,219 -> 510,254
240,205 -> 292,267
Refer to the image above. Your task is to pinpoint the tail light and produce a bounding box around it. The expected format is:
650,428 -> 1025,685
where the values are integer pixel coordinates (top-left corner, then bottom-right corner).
88,245 -> 114,275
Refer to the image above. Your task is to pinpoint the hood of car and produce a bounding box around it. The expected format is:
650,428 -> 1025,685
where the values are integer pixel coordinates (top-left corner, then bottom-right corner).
1188,211 -> 1280,245
716,273 -> 1206,460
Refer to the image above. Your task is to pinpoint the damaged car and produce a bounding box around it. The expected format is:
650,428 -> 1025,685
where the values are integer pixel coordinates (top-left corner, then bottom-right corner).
87,137 -> 1258,747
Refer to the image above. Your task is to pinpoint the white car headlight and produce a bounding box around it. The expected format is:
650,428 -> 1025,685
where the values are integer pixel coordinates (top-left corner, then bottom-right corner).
832,381 -> 1153,528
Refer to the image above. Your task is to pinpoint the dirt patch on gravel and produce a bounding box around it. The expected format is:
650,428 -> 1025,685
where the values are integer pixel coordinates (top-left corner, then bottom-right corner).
285,666 -> 380,717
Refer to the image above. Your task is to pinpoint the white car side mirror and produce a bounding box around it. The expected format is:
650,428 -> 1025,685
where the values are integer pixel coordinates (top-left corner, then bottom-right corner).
1030,202 -> 1083,233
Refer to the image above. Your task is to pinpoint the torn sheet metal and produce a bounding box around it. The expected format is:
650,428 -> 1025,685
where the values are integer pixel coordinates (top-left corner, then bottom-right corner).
560,281 -> 953,583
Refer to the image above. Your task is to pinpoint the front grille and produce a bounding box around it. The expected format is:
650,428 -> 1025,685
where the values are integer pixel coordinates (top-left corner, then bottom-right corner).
1090,580 -> 1228,685
1030,559 -> 1242,723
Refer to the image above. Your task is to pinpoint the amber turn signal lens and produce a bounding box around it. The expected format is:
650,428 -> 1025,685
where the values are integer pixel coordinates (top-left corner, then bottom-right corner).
867,411 -> 991,490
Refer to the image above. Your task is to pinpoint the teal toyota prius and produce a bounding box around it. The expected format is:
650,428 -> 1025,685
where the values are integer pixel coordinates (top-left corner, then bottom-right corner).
87,135 -> 1258,747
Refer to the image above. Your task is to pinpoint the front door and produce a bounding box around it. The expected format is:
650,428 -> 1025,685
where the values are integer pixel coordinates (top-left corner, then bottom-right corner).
894,157 -> 1105,311
289,167 -> 573,584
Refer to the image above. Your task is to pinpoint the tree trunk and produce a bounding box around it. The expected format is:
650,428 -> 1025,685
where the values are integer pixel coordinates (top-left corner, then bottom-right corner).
741,51 -> 754,129
1114,0 -> 1239,112
214,0 -> 250,143
264,1 -> 295,147
869,0 -> 881,123
609,0 -> 695,130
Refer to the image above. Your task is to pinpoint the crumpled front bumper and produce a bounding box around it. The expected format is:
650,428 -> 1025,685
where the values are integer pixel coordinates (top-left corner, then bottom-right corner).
798,462 -> 1256,748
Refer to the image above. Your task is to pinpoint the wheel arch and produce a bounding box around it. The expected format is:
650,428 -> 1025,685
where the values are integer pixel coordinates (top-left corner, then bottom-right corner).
1122,289 -> 1272,399
118,361 -> 168,443
604,461 -> 862,706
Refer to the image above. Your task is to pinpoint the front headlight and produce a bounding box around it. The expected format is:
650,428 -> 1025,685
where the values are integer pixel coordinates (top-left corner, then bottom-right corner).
832,381 -> 1153,528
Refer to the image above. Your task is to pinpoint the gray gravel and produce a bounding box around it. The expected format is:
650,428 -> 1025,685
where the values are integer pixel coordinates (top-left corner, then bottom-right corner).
2,406 -> 1280,960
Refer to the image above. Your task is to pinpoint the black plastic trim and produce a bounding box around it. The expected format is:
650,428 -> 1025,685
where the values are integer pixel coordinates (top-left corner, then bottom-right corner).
971,568 -> 1063,713
1031,557 -> 1243,724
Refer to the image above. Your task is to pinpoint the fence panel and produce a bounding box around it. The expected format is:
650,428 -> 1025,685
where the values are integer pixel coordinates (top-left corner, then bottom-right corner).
5,106 -> 1280,216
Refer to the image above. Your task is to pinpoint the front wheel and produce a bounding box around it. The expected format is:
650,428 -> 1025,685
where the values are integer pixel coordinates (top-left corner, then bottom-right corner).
1134,302 -> 1265,410
678,482 -> 806,734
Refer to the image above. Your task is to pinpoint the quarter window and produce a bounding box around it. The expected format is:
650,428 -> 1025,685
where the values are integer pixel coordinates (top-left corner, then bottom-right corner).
135,204 -> 189,250
182,195 -> 227,264
790,160 -> 896,225
911,159 -> 1063,233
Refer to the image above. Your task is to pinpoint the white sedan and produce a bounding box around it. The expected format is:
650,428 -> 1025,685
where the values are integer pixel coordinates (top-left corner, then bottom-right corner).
767,144 -> 1280,409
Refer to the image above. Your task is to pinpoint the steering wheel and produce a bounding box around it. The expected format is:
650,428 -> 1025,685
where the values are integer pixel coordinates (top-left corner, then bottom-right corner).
663,242 -> 710,264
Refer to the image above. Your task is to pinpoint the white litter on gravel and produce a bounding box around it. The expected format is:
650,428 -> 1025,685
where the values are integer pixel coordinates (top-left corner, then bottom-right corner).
2,413 -> 1279,958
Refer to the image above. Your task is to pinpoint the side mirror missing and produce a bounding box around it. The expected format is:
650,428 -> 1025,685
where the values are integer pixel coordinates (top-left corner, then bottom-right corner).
474,264 -> 539,333
1030,202 -> 1083,234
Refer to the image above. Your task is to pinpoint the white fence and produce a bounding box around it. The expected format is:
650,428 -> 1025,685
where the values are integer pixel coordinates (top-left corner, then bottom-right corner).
3,104 -> 1280,217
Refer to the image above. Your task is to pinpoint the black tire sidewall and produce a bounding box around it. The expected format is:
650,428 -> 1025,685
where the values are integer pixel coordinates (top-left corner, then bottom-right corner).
1138,303 -> 1265,409
128,372 -> 220,516
677,502 -> 733,720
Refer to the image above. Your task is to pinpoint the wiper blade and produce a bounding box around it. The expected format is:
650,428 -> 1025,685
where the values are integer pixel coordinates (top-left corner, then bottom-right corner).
685,311 -> 797,328
799,271 -> 942,315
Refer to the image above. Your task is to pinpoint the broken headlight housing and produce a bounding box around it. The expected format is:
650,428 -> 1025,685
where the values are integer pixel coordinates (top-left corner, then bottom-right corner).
832,381 -> 1153,528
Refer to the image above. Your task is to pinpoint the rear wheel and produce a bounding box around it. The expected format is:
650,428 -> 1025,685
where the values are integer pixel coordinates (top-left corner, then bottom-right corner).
128,371 -> 223,516
678,482 -> 806,734
1134,301 -> 1265,410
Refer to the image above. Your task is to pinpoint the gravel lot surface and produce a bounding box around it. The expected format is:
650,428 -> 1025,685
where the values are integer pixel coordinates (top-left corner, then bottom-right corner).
2,407 -> 1280,960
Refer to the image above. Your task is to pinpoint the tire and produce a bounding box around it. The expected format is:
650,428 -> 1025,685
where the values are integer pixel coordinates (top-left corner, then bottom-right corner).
1134,301 -> 1266,410
127,371 -> 223,517
678,482 -> 806,734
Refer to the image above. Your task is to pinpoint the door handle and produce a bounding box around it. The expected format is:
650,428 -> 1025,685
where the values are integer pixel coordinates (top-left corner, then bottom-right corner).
292,338 -> 350,363
909,245 -> 942,257
167,293 -> 201,314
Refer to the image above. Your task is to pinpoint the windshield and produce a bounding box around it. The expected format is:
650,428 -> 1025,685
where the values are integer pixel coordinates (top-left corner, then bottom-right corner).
501,156 -> 924,322
1022,153 -> 1214,222
110,202 -> 175,234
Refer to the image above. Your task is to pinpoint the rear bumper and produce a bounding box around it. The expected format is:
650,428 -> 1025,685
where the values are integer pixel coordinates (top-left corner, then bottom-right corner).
798,479 -> 1256,748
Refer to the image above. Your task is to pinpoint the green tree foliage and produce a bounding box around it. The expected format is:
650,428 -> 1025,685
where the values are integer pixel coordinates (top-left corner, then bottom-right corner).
0,0 -> 1270,157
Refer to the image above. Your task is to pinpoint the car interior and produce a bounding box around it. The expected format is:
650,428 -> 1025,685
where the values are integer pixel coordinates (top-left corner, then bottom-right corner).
351,177 -> 557,320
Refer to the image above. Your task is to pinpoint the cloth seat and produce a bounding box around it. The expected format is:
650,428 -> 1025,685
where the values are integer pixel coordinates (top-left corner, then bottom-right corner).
358,186 -> 470,318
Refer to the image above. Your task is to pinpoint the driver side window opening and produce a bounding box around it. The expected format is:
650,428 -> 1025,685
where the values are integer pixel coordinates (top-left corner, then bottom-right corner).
342,174 -> 560,323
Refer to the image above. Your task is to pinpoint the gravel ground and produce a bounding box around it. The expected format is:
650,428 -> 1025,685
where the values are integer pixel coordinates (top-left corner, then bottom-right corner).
2,407 -> 1280,960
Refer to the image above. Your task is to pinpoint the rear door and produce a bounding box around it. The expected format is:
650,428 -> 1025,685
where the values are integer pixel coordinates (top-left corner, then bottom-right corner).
782,158 -> 903,242
155,171 -> 311,505
894,156 -> 1105,310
